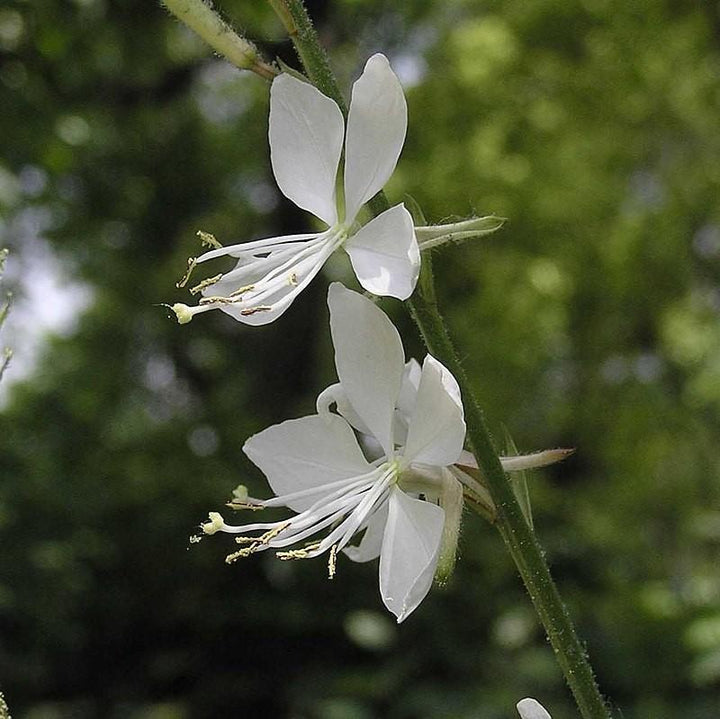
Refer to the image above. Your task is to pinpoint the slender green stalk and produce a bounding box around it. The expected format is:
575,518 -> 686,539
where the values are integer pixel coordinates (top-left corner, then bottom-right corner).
267,3 -> 610,716
269,0 -> 347,113
161,0 -> 277,80
409,260 -> 609,718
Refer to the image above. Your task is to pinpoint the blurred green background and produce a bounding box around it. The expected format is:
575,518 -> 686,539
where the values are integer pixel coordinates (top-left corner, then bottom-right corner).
1,0 -> 719,717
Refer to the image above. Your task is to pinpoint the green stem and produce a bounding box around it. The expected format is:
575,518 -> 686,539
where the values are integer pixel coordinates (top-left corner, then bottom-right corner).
161,0 -> 277,80
271,3 -> 610,717
409,259 -> 609,719
270,0 -> 347,114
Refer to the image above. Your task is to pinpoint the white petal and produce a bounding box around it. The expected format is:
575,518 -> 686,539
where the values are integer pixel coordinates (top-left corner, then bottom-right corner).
328,283 -> 405,457
517,698 -> 552,719
269,74 -> 344,226
343,54 -> 407,223
379,488 -> 445,622
345,204 -> 420,300
403,355 -> 465,466
392,359 -> 422,446
316,381 -> 372,435
243,414 -> 372,512
202,235 -> 334,326
397,359 -> 422,417
343,502 -> 388,563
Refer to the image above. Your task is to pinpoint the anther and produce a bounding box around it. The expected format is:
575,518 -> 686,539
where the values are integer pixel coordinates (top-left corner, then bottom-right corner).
197,230 -> 223,249
240,305 -> 272,316
328,545 -> 338,579
277,541 -> 321,561
176,257 -> 197,288
190,273 -> 223,295
225,543 -> 259,563
226,500 -> 264,512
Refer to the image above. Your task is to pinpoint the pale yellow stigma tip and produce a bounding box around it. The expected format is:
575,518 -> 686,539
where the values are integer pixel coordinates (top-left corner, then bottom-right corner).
172,303 -> 194,325
232,484 -> 249,503
202,512 -> 225,535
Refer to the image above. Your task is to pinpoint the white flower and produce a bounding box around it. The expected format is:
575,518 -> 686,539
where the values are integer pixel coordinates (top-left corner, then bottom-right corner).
173,54 -> 419,326
516,698 -> 552,719
202,283 -> 465,622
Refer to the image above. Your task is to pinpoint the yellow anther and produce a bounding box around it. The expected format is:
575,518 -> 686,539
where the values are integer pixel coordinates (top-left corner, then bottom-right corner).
288,273 -> 298,286
233,522 -> 290,547
229,284 -> 255,297
277,541 -> 320,561
199,295 -> 235,305
190,273 -> 223,295
228,484 -> 265,511
225,543 -> 259,563
176,257 -> 197,288
197,230 -> 222,249
226,500 -> 264,512
188,534 -> 202,544
276,549 -> 306,561
240,305 -> 272,316
202,511 -> 225,535
328,545 -> 338,579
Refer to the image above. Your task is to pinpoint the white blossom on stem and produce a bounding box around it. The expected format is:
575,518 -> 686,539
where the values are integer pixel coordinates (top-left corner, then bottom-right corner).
202,283 -> 465,622
172,54 -> 419,326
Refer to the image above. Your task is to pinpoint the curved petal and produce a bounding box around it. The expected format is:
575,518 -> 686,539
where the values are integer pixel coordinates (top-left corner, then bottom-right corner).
397,359 -> 422,419
343,502 -> 388,563
328,283 -> 405,457
344,54 -> 407,223
403,355 -> 465,466
345,204 -> 420,300
270,74 -> 344,226
517,698 -> 552,719
392,359 -> 422,446
201,235 -> 334,326
243,414 -> 372,512
379,488 -> 445,623
316,381 -> 372,436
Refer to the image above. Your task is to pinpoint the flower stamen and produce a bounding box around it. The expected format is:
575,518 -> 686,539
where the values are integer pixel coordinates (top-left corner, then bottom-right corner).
176,257 -> 198,289
328,544 -> 338,579
197,230 -> 222,249
277,541 -> 321,561
189,273 -> 223,295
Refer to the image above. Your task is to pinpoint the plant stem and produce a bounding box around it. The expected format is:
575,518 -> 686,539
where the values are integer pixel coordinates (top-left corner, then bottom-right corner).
409,260 -> 609,719
272,3 -> 610,716
269,0 -> 347,113
161,0 -> 277,80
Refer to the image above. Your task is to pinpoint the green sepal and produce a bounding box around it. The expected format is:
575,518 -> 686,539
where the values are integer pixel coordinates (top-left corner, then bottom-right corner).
275,57 -> 309,83
403,194 -> 427,227
503,425 -> 534,530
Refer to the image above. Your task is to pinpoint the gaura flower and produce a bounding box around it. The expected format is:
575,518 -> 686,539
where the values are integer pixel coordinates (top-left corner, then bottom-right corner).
317,359 -> 574,524
516,698 -> 552,719
202,283 -> 465,622
172,54 -> 419,326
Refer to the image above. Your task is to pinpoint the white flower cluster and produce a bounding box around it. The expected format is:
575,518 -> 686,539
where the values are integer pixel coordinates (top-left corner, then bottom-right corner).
178,55 -> 566,622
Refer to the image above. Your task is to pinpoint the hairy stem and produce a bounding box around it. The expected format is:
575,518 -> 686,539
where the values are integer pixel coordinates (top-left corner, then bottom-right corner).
161,0 -> 277,79
270,3 -> 610,716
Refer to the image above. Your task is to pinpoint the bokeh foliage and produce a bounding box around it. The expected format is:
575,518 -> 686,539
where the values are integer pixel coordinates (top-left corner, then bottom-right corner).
1,0 -> 719,717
